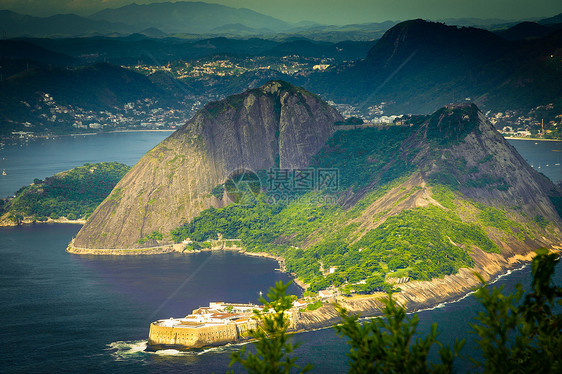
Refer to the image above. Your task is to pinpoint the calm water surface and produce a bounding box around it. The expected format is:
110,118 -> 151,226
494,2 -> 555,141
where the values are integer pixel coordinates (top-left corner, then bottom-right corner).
0,131 -> 172,198
0,133 -> 560,373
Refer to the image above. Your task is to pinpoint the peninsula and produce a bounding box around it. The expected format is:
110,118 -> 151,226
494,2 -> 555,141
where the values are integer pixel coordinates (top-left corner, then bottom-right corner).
68,81 -> 562,333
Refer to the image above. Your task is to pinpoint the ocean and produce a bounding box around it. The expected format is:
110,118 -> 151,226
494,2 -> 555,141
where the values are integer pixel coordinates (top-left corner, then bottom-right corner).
0,132 -> 560,373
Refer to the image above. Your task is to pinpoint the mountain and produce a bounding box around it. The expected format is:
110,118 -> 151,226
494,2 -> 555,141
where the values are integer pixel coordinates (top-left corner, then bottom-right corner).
138,27 -> 168,38
305,19 -> 562,114
538,12 -> 562,25
70,83 -> 562,303
210,23 -> 267,35
0,40 -> 77,66
496,21 -> 557,40
265,39 -> 375,61
0,62 -> 188,135
25,35 -> 370,66
89,1 -> 291,34
282,21 -> 398,42
73,81 -> 342,249
0,10 -> 133,38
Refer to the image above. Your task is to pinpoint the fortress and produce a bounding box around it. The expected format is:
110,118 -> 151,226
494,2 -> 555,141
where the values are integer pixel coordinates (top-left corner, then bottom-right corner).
147,302 -> 263,350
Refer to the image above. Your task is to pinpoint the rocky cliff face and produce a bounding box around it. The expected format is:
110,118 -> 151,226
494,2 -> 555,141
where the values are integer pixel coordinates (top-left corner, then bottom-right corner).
419,104 -> 562,226
73,81 -> 342,249
347,103 -> 562,246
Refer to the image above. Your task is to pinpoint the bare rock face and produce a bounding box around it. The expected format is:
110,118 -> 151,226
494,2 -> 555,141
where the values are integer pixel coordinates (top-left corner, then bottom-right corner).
420,103 -> 562,226
74,81 -> 342,249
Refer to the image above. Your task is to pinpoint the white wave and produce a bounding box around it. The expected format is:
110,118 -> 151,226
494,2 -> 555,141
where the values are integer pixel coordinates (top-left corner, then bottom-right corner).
153,349 -> 182,356
413,263 -> 531,314
107,340 -> 150,361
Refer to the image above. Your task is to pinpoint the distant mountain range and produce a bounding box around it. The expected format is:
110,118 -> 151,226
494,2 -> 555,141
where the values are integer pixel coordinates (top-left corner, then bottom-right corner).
2,10 -> 562,125
305,18 -> 562,114
0,10 -> 133,38
9,35 -> 374,66
89,1 -> 291,34
0,2 -> 295,38
2,1 -> 560,40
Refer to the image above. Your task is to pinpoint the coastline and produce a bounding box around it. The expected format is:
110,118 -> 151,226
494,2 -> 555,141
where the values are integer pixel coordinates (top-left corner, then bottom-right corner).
503,136 -> 562,142
66,238 -> 561,333
66,239 -> 185,255
291,246 -> 561,331
2,129 -> 175,142
0,217 -> 86,227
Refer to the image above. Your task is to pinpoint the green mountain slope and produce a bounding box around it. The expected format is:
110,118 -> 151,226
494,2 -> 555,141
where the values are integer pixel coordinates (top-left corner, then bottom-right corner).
168,102 -> 562,292
0,162 -> 130,224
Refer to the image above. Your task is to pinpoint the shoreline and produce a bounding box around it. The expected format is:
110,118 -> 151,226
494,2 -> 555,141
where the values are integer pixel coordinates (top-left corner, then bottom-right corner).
503,136 -> 562,142
2,129 -> 175,142
66,239 -> 561,332
0,217 -> 86,227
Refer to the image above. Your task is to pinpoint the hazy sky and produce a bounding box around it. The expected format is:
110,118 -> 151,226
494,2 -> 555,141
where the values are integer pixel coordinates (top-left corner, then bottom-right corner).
1,0 -> 562,24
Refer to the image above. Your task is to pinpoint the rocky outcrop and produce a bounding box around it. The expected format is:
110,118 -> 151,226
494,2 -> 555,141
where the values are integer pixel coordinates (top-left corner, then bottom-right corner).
74,81 -> 342,249
421,105 -> 562,226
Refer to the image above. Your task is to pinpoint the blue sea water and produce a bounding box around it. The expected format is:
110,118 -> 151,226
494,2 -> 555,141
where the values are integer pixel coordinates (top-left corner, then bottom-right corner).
0,132 -> 560,373
1,224 -> 558,373
508,139 -> 562,183
0,131 -> 173,198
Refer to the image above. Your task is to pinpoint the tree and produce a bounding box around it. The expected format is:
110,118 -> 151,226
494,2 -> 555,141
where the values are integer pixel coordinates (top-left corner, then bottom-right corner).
334,294 -> 464,374
229,280 -> 312,374
470,248 -> 562,373
8,212 -> 23,225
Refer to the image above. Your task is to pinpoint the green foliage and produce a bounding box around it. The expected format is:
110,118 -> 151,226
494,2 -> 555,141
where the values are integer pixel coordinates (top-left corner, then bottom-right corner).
8,212 -> 24,225
305,301 -> 323,311
430,185 -> 457,210
465,175 -> 510,191
335,294 -> 464,373
548,195 -> 562,219
477,204 -> 528,240
532,215 -> 549,229
470,248 -> 562,373
171,186 -> 500,292
426,104 -> 479,146
311,126 -> 417,190
352,206 -> 497,281
211,184 -> 225,199
138,230 -> 163,245
4,162 -> 130,221
478,155 -> 493,164
427,172 -> 460,190
229,281 -> 312,374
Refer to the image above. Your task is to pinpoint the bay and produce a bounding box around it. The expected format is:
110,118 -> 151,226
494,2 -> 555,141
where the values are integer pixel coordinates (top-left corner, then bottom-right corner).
507,138 -> 562,183
0,224 -> 301,373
